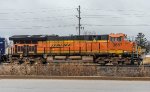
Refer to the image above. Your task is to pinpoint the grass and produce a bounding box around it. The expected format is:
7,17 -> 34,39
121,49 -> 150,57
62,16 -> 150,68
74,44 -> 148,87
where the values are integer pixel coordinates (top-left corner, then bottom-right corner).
143,57 -> 150,64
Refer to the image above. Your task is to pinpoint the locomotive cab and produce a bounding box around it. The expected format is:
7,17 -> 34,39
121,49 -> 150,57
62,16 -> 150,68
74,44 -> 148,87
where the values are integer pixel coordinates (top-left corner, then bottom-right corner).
108,33 -> 125,54
109,33 -> 125,42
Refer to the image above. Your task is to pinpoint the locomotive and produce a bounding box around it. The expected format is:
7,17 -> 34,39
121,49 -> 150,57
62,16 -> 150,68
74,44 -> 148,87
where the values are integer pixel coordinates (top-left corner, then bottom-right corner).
0,38 -> 7,63
9,33 -> 142,65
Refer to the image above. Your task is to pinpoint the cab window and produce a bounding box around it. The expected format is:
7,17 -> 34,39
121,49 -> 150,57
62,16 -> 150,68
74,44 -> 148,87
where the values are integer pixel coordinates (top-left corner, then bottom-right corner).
110,37 -> 122,42
110,37 -> 115,41
117,37 -> 122,41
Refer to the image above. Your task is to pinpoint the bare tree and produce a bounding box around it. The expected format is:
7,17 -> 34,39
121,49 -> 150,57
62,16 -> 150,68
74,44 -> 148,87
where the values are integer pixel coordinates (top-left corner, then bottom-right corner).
135,33 -> 149,53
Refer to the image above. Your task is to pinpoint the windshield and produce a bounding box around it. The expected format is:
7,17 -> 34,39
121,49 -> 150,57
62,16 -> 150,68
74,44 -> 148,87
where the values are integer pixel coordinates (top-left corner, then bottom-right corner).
110,37 -> 122,42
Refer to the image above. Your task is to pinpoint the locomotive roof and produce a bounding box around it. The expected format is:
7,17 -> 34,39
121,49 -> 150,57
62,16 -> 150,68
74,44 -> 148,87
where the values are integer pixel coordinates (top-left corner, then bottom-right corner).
9,34 -> 109,41
47,35 -> 109,40
9,35 -> 48,41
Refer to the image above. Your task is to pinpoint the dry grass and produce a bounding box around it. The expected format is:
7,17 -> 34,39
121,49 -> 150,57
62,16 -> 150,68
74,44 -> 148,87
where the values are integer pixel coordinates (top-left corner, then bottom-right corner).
143,57 -> 150,64
0,63 -> 97,76
0,63 -> 150,77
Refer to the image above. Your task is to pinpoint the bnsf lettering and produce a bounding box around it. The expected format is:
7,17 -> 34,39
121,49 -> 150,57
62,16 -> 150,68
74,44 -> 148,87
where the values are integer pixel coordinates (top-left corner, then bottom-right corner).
51,44 -> 70,47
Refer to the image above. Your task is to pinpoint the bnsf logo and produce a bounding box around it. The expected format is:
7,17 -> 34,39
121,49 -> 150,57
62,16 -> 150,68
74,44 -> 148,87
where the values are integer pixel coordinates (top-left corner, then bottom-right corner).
51,44 -> 71,47
113,43 -> 122,47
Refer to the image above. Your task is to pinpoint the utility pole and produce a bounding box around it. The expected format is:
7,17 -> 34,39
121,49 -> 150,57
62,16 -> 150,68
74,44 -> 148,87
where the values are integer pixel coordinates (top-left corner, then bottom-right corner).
76,5 -> 84,36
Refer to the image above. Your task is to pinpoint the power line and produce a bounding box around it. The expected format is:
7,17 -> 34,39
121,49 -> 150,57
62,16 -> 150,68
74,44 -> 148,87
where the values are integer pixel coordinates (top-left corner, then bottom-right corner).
76,5 -> 84,36
77,5 -> 81,36
83,24 -> 150,26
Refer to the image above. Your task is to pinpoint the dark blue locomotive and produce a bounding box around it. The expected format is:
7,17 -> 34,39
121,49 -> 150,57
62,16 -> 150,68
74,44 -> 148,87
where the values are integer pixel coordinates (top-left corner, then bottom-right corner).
0,38 -> 5,55
0,38 -> 6,62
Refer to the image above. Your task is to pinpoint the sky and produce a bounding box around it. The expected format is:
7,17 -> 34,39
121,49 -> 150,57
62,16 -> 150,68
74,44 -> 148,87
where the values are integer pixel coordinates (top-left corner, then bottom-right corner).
0,0 -> 150,40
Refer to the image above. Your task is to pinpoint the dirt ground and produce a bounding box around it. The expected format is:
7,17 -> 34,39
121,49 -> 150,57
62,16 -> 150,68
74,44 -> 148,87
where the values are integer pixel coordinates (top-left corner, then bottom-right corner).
0,75 -> 150,81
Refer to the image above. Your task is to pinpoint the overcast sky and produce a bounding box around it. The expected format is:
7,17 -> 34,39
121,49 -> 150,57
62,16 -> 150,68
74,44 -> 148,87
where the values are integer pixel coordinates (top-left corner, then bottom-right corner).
0,0 -> 150,40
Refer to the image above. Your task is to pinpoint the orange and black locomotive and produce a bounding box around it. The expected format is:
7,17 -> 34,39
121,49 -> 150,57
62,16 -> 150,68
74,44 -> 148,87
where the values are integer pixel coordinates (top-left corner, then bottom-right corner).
9,33 -> 142,65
